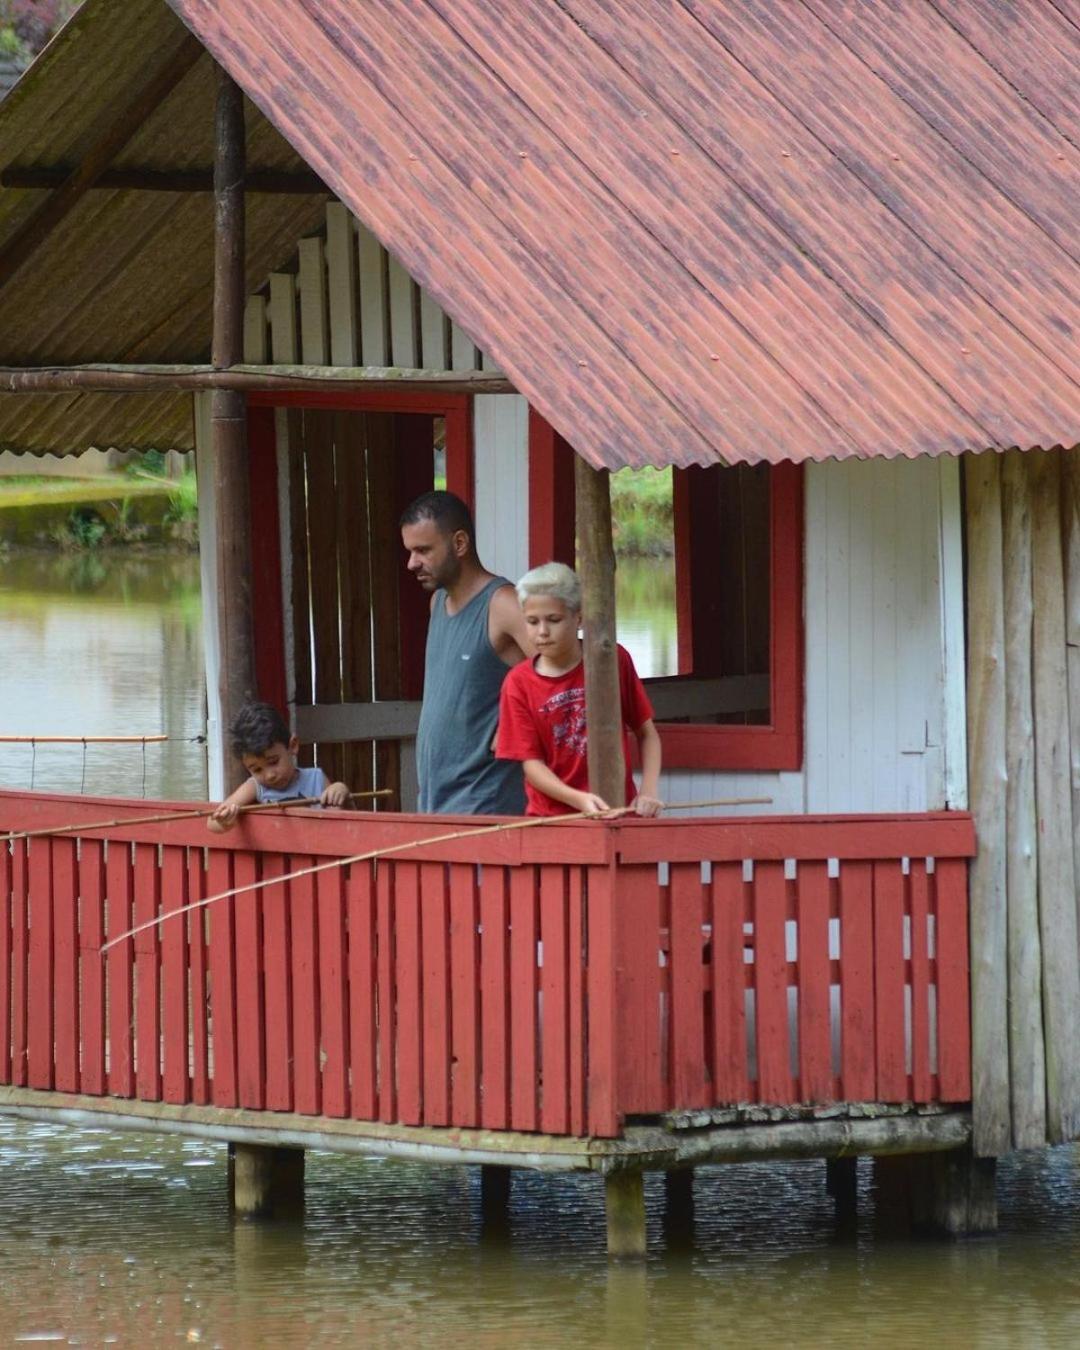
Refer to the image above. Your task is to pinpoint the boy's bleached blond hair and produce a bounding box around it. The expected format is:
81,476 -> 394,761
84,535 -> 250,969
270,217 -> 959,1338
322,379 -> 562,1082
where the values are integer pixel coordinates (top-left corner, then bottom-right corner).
516,561 -> 582,611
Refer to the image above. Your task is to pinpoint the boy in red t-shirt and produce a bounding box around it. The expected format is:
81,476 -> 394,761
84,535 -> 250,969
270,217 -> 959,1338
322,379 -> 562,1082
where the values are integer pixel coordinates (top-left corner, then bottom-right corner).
496,562 -> 663,817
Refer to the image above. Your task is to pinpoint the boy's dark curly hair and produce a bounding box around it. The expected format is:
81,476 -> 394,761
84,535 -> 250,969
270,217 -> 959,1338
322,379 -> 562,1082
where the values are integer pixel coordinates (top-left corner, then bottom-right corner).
228,702 -> 291,759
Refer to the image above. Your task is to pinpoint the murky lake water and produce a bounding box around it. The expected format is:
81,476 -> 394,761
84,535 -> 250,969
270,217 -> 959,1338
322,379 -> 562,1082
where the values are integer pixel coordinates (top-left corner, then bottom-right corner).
4,551 -> 1080,1345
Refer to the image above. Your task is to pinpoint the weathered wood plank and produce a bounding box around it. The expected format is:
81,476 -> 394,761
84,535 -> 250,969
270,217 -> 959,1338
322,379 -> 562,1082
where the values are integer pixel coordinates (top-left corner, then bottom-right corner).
1001,450 -> 1046,1148
76,840 -> 106,1094
963,452 -> 1011,1155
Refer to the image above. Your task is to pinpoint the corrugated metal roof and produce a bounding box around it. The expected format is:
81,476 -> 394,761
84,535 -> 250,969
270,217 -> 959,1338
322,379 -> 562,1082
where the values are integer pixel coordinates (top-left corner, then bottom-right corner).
0,0 -> 329,455
164,0 -> 1078,469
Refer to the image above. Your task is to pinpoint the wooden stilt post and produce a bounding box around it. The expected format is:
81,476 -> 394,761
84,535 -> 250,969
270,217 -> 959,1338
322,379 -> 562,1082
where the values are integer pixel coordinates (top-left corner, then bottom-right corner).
605,1170 -> 646,1258
825,1156 -> 859,1223
574,456 -> 625,808
211,66 -> 256,792
662,1169 -> 694,1248
230,1142 -> 305,1218
479,1164 -> 511,1225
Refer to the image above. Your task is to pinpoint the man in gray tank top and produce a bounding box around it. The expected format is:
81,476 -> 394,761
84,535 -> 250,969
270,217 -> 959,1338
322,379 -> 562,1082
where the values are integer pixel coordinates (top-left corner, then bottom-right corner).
401,491 -> 531,815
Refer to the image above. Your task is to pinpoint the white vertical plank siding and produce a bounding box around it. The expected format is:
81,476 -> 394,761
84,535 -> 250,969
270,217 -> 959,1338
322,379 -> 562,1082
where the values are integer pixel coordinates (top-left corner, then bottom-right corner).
357,224 -> 389,366
450,321 -> 480,371
194,392 -> 225,801
388,252 -> 419,367
325,202 -> 358,366
298,236 -> 329,365
420,288 -> 449,369
474,394 -> 529,584
274,407 -> 297,718
243,295 -> 268,363
268,273 -> 299,364
938,455 -> 968,808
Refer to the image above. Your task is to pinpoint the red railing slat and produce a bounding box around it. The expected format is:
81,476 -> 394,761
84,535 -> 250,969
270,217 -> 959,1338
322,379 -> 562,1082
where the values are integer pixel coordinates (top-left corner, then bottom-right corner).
161,845 -> 190,1104
206,849 -> 238,1107
796,860 -> 832,1103
233,850 -> 265,1110
77,839 -> 105,1095
670,862 -> 708,1108
873,861 -> 908,1100
28,837 -> 54,1090
261,853 -> 293,1112
480,865 -> 510,1129
134,842 -> 162,1102
9,839 -> 27,1088
347,862 -> 377,1119
509,865 -> 539,1132
909,859 -> 933,1101
187,850 -> 210,1105
838,860 -> 875,1100
710,860 -> 749,1105
376,862 -> 397,1123
448,863 -> 479,1126
106,842 -> 134,1098
935,858 -> 972,1100
317,866 -> 349,1118
616,864 -> 664,1114
539,864 -> 569,1135
394,862 -> 423,1126
753,861 -> 790,1102
291,860 -> 321,1116
419,861 -> 450,1126
0,837 -> 11,1084
51,838 -> 79,1094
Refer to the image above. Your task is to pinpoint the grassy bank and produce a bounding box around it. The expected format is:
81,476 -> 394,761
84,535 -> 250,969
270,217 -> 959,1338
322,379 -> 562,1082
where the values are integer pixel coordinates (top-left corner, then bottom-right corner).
0,469 -> 198,549
611,466 -> 673,557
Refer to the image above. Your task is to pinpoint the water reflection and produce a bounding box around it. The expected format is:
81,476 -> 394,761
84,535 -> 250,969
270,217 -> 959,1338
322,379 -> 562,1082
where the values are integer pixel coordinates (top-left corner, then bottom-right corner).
616,556 -> 677,680
0,552 -> 206,800
2,1120 -> 1080,1346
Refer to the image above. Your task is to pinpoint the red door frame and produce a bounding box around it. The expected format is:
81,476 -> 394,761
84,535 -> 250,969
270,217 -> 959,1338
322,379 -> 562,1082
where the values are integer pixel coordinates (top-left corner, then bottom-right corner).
245,391 -> 473,712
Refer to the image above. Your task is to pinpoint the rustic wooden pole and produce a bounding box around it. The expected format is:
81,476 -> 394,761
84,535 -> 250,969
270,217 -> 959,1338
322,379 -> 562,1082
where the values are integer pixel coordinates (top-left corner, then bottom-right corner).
230,1142 -> 305,1218
963,452 -> 1011,1157
211,67 -> 256,794
1001,450 -> 1047,1150
604,1170 -> 646,1258
1060,449 -> 1080,944
575,456 -> 625,808
0,364 -> 515,396
1029,451 -> 1080,1143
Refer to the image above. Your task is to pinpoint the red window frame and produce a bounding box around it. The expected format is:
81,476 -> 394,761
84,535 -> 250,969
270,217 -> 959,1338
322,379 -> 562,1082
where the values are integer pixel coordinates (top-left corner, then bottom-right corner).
245,390 -> 473,709
526,414 -> 804,773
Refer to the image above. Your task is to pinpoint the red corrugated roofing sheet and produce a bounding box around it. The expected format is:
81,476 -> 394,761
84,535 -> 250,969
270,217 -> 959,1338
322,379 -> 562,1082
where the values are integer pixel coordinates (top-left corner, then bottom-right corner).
167,0 -> 1078,470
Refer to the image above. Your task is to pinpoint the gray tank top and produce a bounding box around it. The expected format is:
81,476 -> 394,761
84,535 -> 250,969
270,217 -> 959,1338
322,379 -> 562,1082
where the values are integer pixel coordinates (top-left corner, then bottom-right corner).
416,577 -> 526,815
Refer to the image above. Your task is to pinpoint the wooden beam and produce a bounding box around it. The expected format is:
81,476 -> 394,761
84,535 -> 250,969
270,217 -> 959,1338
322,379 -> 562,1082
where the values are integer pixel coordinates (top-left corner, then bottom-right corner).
210,67 -> 256,793
575,455 -> 626,808
1,166 -> 328,195
0,364 -> 514,395
0,34 -> 205,291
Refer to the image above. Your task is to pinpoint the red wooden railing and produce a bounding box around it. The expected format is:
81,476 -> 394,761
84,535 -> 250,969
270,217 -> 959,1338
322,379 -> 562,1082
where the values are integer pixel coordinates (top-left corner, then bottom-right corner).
0,793 -> 974,1137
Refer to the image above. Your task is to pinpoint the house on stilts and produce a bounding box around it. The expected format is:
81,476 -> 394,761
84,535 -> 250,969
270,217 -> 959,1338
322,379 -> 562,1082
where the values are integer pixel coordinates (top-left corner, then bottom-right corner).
0,0 -> 1077,1255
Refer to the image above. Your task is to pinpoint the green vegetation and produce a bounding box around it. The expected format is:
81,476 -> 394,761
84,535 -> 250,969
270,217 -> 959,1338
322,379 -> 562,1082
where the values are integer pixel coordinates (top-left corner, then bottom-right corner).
610,466 -> 674,558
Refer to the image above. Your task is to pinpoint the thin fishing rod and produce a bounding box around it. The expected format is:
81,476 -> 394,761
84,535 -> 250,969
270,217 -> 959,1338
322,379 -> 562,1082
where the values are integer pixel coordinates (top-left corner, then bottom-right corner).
1,788 -> 394,845
99,796 -> 772,954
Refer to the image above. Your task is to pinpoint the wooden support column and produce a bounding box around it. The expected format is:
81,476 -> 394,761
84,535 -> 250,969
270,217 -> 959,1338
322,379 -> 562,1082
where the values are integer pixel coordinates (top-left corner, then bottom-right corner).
963,452 -> 1010,1157
605,1171 -> 646,1258
662,1169 -> 694,1249
825,1156 -> 859,1223
574,456 -> 625,807
211,67 -> 256,792
908,1149 -> 998,1237
229,1142 -> 305,1218
479,1165 -> 511,1225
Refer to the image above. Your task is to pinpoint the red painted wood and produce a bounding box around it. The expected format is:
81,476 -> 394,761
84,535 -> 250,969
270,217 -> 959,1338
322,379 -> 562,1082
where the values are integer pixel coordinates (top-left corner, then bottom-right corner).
394,415 -> 437,703
934,858 -> 972,1100
443,398 -> 474,508
710,861 -> 749,1104
133,842 -> 162,1101
909,859 -> 933,1102
247,402 -> 288,715
752,861 -> 791,1102
480,865 -> 510,1129
614,813 -> 976,865
0,838 -> 11,1084
449,863 -> 479,1126
539,864 -> 570,1134
613,865 -> 663,1114
27,838 -> 54,1089
662,462 -> 804,770
232,850 -> 264,1110
669,863 -> 708,1108
206,850 -> 238,1108
51,838 -> 79,1094
347,862 -> 377,1119
838,861 -> 875,1100
509,864 -> 539,1131
161,846 -> 190,1105
394,862 -> 423,1125
585,863 -> 619,1136
567,866 -> 587,1136
873,861 -> 907,1100
376,861 -> 397,1122
106,841 -> 134,1098
290,860 -> 321,1116
261,853 -> 293,1112
527,409 -> 575,567
317,865 -> 349,1118
796,861 -> 832,1102
77,839 -> 105,1095
419,861 -> 450,1126
9,840 -> 27,1088
187,851 -> 210,1105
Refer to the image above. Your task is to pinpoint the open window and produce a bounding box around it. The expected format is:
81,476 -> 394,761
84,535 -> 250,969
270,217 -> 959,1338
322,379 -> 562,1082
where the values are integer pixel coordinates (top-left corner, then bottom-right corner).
528,414 -> 803,773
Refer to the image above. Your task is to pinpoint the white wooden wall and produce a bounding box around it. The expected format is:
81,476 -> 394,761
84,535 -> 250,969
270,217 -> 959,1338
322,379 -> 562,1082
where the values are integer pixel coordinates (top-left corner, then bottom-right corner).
659,455 -> 967,816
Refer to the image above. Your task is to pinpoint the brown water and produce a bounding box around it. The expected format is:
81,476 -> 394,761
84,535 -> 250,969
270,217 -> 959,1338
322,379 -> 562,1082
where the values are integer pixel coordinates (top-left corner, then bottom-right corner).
4,553 -> 1080,1346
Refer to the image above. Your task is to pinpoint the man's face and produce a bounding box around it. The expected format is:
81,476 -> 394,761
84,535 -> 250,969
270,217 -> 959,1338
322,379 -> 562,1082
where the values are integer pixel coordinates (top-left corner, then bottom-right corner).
402,518 -> 462,592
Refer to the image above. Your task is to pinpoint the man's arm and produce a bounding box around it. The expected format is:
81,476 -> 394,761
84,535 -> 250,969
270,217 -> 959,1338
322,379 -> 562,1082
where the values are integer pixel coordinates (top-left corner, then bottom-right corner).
488,583 -> 531,665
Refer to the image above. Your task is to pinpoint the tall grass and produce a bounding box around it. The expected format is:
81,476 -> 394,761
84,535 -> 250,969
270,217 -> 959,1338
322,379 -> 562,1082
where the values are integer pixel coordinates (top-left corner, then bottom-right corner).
610,466 -> 673,557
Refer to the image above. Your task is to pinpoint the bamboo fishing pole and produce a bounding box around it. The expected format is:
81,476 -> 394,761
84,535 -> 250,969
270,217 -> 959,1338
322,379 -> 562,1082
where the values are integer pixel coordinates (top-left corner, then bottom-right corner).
99,795 -> 772,953
1,788 -> 394,846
